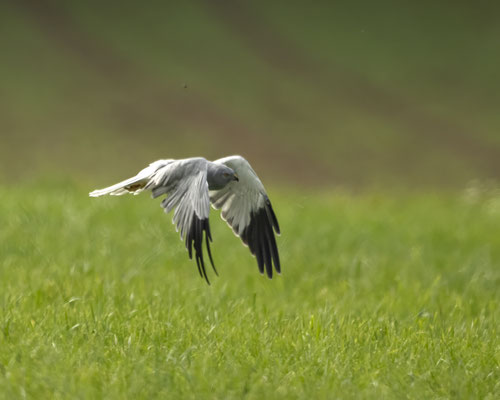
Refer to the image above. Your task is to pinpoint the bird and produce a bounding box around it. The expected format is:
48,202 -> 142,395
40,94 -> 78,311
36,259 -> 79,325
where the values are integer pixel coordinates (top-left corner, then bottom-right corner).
89,156 -> 280,284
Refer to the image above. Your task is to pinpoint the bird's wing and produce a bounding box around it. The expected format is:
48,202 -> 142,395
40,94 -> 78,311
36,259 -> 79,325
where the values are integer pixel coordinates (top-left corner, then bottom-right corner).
90,158 -> 215,284
149,158 -> 215,284
210,155 -> 280,278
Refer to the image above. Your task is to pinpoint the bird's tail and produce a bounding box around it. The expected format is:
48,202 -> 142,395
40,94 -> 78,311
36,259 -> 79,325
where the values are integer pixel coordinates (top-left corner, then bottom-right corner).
89,176 -> 148,197
89,161 -> 168,197
89,159 -> 175,197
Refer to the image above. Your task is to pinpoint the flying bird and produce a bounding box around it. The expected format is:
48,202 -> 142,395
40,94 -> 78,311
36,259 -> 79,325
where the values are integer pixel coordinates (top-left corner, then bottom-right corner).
89,156 -> 280,284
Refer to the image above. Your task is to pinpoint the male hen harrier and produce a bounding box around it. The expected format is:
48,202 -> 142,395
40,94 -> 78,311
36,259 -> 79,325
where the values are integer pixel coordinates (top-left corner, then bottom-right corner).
89,156 -> 280,284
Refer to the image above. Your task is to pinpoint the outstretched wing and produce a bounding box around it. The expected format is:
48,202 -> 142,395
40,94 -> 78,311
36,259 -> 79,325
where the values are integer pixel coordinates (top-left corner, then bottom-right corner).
90,158 -> 216,284
210,156 -> 280,278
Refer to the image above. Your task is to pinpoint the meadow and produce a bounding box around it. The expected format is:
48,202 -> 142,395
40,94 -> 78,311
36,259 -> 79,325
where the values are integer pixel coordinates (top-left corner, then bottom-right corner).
0,181 -> 498,399
1,1 -> 499,398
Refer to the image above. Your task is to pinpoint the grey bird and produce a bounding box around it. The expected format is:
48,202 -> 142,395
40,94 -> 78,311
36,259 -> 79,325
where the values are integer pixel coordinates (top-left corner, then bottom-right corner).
89,156 -> 280,284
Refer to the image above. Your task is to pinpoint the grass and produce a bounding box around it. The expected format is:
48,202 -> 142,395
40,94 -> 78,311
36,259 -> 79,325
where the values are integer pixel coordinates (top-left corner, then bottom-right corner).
0,181 -> 499,399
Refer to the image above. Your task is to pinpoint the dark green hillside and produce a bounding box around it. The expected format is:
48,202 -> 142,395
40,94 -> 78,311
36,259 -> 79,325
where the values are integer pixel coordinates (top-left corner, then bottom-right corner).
1,0 -> 499,187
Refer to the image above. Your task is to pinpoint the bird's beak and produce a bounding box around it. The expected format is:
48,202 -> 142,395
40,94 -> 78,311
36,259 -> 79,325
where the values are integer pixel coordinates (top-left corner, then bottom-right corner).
233,174 -> 239,182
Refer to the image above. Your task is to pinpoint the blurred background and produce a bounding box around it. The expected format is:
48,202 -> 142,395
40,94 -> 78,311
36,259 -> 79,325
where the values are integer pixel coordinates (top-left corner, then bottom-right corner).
1,0 -> 499,188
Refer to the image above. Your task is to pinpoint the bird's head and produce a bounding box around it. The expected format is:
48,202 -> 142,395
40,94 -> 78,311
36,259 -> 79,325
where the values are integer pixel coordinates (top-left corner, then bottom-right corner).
208,164 -> 239,190
223,170 -> 239,182
220,165 -> 239,183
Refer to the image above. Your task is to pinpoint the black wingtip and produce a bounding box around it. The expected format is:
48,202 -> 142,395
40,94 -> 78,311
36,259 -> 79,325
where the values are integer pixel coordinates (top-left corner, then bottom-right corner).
185,215 -> 216,285
240,206 -> 281,278
265,198 -> 280,234
198,252 -> 211,285
203,219 -> 218,276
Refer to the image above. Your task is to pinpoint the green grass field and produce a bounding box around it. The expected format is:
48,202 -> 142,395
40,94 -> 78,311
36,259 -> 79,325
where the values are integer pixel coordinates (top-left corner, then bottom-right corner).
2,1 -> 499,398
1,182 -> 498,399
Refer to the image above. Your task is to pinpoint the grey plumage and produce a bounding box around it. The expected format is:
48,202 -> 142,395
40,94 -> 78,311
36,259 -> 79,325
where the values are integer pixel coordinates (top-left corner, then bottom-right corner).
89,156 -> 280,283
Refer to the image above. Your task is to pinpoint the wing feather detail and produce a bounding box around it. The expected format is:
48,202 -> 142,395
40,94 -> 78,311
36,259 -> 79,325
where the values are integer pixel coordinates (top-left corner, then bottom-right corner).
90,158 -> 217,284
210,156 -> 281,277
152,161 -> 216,283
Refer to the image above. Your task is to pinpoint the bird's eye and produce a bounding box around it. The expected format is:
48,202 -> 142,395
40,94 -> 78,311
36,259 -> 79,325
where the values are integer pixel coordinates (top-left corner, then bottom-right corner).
223,172 -> 230,177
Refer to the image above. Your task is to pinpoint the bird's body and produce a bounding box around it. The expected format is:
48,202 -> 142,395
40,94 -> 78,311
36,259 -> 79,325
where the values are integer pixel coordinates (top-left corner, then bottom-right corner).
89,156 -> 280,283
